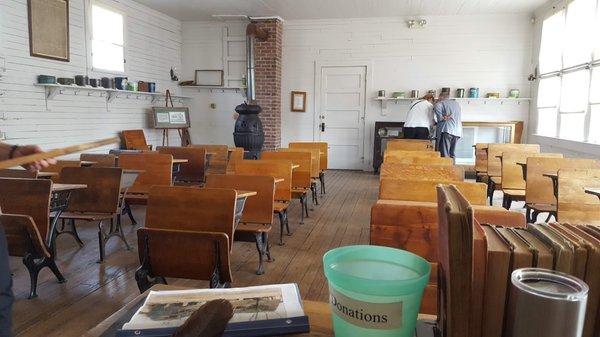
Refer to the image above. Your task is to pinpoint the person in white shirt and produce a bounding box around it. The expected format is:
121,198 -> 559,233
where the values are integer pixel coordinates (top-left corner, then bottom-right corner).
403,93 -> 434,140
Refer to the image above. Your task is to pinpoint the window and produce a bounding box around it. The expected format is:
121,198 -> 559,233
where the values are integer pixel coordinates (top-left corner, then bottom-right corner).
590,69 -> 600,143
536,0 -> 600,143
90,2 -> 124,73
589,105 -> 600,143
539,10 -> 565,73
563,0 -> 595,68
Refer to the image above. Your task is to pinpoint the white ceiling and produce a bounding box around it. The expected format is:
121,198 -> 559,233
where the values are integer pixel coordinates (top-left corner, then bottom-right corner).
134,0 -> 549,21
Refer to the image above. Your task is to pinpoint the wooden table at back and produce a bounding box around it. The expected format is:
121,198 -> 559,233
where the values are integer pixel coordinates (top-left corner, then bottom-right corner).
86,285 -> 436,337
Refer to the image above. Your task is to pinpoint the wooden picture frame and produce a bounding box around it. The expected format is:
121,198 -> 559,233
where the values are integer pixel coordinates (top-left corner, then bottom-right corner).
152,107 -> 191,129
194,70 -> 224,87
291,91 -> 307,112
28,0 -> 70,62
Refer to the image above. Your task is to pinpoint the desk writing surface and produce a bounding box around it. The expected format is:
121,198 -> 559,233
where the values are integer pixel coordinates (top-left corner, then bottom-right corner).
123,169 -> 145,174
52,183 -> 87,192
86,285 -> 437,337
37,172 -> 58,178
80,161 -> 97,167
236,190 -> 257,198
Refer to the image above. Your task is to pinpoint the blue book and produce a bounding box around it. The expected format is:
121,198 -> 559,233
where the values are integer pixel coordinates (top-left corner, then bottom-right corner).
115,284 -> 309,337
115,316 -> 310,337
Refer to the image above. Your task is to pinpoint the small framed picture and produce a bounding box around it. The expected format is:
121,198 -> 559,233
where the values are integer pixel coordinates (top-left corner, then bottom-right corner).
291,91 -> 307,112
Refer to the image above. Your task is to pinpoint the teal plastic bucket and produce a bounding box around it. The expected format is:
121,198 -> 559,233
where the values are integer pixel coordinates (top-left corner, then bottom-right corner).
323,245 -> 431,337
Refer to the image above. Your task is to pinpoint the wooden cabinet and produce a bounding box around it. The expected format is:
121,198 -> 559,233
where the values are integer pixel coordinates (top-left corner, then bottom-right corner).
373,121 -> 405,172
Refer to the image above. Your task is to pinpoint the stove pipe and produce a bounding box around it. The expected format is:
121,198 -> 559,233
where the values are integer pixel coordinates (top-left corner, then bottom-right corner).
246,29 -> 256,102
233,23 -> 268,159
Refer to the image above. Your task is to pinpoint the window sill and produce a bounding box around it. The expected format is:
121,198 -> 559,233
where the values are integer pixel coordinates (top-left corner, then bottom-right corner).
89,67 -> 127,78
530,134 -> 600,156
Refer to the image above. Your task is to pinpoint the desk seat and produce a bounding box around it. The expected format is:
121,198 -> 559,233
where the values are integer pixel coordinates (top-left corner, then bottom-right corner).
292,187 -> 310,224
59,212 -> 113,221
273,201 -> 290,245
525,203 -> 557,223
274,201 -> 289,213
235,223 -> 273,275
501,189 -> 526,209
124,193 -> 148,203
487,176 -> 503,205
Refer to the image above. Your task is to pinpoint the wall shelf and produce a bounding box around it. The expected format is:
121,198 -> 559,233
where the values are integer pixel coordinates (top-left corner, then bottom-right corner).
34,83 -> 191,107
373,96 -> 531,115
180,85 -> 245,93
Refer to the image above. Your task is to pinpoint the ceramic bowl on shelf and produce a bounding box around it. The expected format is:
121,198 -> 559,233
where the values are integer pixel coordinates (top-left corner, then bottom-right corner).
75,75 -> 89,86
468,88 -> 479,98
57,77 -> 75,85
115,77 -> 128,90
37,75 -> 56,84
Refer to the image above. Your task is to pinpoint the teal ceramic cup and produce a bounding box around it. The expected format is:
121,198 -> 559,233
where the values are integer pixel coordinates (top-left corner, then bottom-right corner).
323,245 -> 431,337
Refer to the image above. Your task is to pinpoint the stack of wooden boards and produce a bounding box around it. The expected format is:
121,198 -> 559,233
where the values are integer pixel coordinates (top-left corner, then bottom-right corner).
437,184 -> 600,337
370,139 -> 526,315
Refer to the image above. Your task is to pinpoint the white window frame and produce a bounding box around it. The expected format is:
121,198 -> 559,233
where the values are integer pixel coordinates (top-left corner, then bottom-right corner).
85,0 -> 127,76
535,0 -> 600,144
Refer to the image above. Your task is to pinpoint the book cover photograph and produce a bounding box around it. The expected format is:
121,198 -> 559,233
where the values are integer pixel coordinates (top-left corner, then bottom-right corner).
120,284 -> 306,334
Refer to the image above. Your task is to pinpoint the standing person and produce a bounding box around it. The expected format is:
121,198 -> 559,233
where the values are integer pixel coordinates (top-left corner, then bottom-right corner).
0,143 -> 55,337
433,93 -> 462,158
403,93 -> 435,140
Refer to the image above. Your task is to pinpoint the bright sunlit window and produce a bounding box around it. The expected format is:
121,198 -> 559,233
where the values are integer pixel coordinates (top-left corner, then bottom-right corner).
536,0 -> 600,144
91,2 -> 124,73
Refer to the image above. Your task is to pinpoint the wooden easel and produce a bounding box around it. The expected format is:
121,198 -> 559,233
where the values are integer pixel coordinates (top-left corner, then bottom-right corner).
161,90 -> 191,147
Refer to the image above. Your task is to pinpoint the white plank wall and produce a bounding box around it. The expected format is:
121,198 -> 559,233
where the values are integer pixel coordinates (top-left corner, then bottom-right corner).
183,15 -> 534,169
180,21 -> 247,146
0,0 -> 183,154
281,15 -> 534,170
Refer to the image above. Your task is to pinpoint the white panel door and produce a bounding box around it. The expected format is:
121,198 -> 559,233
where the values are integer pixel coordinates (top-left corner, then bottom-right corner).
319,66 -> 366,170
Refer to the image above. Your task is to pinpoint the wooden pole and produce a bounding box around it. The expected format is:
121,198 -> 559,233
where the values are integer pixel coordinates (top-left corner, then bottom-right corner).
0,137 -> 120,169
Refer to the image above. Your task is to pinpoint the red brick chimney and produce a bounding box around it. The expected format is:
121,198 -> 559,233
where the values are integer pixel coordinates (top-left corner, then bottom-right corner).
253,19 -> 283,150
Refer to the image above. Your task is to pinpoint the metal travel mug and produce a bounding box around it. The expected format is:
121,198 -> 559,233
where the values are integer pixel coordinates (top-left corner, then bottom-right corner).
505,268 -> 588,337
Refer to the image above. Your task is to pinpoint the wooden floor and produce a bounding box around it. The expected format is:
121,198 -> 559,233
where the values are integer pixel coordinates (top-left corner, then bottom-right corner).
10,170 -> 377,337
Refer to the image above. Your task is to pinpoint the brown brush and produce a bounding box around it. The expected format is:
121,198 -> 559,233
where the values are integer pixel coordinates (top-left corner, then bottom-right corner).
172,299 -> 234,337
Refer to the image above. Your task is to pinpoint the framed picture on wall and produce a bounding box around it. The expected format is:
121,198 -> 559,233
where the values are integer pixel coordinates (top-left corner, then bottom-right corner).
291,91 -> 307,112
28,0 -> 70,62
